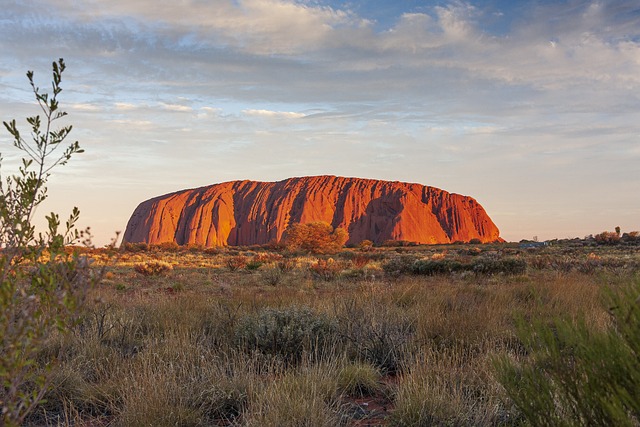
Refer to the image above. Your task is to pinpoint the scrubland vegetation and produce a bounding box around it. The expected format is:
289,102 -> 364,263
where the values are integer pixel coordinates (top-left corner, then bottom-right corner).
10,241 -> 638,426
3,60 -> 640,426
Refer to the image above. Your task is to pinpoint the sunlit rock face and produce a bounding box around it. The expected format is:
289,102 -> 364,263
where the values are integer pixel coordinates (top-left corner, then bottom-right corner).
123,175 -> 502,246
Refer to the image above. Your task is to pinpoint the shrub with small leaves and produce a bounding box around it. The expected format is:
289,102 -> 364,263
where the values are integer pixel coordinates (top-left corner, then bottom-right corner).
234,306 -> 336,363
227,255 -> 248,271
411,259 -> 465,275
471,257 -> 526,275
1,59 -> 102,426
595,231 -> 621,245
147,241 -> 181,252
133,260 -> 173,276
309,258 -> 343,281
358,240 -> 374,252
276,258 -> 296,272
245,260 -> 263,271
261,267 -> 283,286
123,242 -> 149,252
381,255 -> 420,276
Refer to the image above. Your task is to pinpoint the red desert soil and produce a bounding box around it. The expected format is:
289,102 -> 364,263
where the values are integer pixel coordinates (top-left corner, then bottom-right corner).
123,175 -> 501,246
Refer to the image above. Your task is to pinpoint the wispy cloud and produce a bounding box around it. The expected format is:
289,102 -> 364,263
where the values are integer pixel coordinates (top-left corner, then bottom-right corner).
69,103 -> 100,111
114,102 -> 137,110
242,109 -> 306,119
160,103 -> 192,112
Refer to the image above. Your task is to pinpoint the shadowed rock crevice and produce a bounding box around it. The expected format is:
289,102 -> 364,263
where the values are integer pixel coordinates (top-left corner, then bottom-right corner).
123,175 -> 502,246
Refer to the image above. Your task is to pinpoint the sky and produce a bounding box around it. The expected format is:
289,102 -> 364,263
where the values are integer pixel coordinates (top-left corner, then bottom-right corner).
1,0 -> 639,245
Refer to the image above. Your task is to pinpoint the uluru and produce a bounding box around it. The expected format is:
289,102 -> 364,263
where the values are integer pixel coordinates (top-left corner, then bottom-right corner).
123,175 -> 501,246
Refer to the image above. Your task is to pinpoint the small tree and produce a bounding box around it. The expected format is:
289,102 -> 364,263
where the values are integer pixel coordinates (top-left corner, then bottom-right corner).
1,59 -> 97,425
283,221 -> 348,254
594,231 -> 621,245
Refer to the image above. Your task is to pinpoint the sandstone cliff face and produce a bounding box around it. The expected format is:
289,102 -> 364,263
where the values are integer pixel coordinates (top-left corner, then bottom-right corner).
123,176 -> 501,246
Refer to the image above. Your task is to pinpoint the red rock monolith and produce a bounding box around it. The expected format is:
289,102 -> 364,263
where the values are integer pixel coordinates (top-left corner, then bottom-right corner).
123,175 -> 501,246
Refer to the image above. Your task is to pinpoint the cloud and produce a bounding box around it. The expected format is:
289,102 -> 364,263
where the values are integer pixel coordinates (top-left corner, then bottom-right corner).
44,0 -> 363,55
69,103 -> 100,111
114,102 -> 137,110
160,102 -> 192,112
242,109 -> 306,119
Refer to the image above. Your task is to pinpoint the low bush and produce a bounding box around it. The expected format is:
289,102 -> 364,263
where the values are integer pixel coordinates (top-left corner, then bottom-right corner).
595,231 -> 621,245
276,258 -> 296,272
245,260 -> 263,271
234,307 -> 336,363
261,267 -> 283,286
150,241 -> 181,252
411,259 -> 464,275
394,257 -> 526,276
335,299 -> 414,374
309,258 -> 343,281
471,257 -> 526,275
133,260 -> 173,276
122,242 -> 149,252
227,255 -> 248,271
381,255 -> 420,276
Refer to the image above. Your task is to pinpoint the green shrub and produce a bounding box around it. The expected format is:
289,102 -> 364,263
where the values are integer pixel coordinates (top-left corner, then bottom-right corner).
122,242 -> 149,252
406,257 -> 526,276
245,260 -> 263,271
495,281 -> 640,425
381,255 -> 420,276
0,59 -> 100,425
151,241 -> 181,252
411,259 -> 464,275
471,257 -> 526,275
235,307 -> 336,363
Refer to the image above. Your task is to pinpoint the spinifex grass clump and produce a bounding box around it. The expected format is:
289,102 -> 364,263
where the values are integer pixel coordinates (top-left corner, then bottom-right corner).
243,361 -> 345,427
336,361 -> 382,398
390,346 -> 509,426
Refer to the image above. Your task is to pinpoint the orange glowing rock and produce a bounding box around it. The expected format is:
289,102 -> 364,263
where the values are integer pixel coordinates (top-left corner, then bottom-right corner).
123,176 -> 501,246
